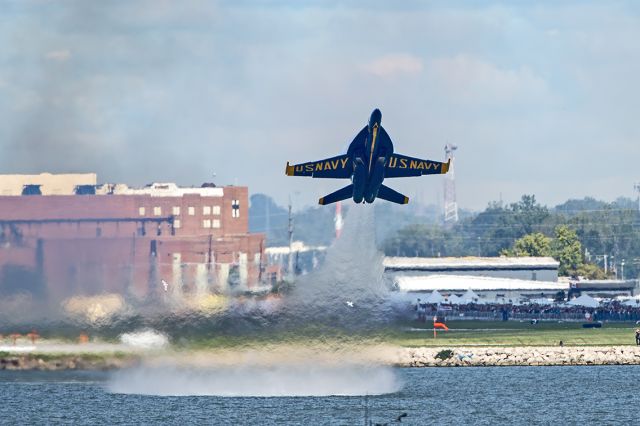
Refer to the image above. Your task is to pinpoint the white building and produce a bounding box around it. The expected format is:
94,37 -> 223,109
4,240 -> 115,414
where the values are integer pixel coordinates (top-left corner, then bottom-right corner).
393,274 -> 569,304
384,256 -> 559,282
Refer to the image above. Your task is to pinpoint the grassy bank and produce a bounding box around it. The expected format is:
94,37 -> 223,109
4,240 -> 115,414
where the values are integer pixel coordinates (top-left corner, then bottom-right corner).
5,320 -> 639,353
390,320 -> 639,347
171,320 -> 640,349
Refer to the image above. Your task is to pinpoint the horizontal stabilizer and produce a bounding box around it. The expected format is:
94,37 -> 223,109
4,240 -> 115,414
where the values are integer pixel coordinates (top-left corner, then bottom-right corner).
319,184 -> 353,205
377,184 -> 409,205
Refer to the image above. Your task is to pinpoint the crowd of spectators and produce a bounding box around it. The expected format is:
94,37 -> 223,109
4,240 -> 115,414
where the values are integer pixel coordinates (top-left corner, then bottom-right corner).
413,299 -> 640,322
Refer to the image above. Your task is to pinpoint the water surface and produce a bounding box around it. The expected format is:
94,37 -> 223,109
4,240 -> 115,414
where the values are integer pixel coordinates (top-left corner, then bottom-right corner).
2,366 -> 639,425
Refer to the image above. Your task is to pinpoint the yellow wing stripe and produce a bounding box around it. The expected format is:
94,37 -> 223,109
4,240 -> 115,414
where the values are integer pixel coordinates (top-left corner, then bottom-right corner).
441,159 -> 451,174
285,162 -> 294,176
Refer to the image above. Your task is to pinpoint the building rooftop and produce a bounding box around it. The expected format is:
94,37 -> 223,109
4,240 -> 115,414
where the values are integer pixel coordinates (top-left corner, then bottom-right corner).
265,241 -> 327,255
394,274 -> 568,292
0,173 -> 230,198
96,182 -> 224,197
0,173 -> 97,196
384,256 -> 559,271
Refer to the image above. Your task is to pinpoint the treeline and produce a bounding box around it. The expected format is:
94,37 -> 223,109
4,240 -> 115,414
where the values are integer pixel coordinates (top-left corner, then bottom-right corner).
249,193 -> 640,279
383,195 -> 640,279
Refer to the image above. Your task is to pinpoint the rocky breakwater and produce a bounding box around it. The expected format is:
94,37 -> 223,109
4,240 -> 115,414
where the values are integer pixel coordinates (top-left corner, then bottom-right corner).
0,353 -> 138,371
398,346 -> 640,367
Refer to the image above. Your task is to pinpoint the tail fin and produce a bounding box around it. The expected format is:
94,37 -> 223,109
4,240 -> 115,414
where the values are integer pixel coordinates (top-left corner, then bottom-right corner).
377,184 -> 409,204
319,184 -> 353,205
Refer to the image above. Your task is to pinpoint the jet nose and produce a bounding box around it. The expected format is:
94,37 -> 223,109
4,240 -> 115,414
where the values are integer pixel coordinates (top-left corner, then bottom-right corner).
370,109 -> 382,124
369,109 -> 382,131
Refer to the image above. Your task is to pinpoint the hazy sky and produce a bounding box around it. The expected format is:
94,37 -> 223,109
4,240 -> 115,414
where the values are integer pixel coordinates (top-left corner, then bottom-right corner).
0,1 -> 638,210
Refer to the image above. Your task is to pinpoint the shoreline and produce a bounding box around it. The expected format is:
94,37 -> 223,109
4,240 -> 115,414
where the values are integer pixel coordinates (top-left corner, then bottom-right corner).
395,346 -> 640,367
4,345 -> 640,370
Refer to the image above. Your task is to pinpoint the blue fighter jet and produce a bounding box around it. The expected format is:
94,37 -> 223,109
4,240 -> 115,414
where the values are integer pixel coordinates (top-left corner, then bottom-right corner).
285,109 -> 450,205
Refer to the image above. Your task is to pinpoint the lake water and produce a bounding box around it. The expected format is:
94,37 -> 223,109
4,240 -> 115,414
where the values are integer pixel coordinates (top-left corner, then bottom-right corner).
2,366 -> 639,425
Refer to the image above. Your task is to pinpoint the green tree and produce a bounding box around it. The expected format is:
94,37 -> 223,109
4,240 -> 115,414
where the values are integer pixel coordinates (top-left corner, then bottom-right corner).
383,225 -> 450,257
502,232 -> 552,257
552,225 -> 583,276
510,195 -> 550,235
576,263 -> 607,280
463,195 -> 550,256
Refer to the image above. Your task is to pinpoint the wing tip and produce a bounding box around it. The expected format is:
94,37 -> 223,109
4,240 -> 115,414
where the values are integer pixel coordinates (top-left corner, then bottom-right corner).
285,162 -> 294,176
441,159 -> 451,174
318,197 -> 325,205
403,196 -> 409,204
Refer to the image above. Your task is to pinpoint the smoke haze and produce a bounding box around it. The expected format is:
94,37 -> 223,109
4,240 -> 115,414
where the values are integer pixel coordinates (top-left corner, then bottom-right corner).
1,2 -> 638,208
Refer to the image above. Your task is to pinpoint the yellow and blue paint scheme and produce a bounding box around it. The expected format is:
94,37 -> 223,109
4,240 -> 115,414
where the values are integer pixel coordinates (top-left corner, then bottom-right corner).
285,108 -> 450,205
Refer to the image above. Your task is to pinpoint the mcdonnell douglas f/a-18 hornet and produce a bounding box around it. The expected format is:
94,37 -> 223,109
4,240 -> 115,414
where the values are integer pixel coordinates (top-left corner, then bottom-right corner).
285,109 -> 450,205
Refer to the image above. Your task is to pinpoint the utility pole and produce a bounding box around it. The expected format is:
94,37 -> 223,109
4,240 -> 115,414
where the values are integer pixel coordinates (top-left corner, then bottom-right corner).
634,183 -> 640,212
265,197 -> 270,239
596,254 -> 608,274
287,198 -> 294,281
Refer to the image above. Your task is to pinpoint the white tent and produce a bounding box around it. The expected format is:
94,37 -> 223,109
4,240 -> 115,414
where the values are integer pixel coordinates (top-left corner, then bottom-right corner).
528,298 -> 555,305
446,294 -> 464,305
622,298 -> 640,307
424,290 -> 444,304
460,289 -> 483,304
566,294 -> 599,308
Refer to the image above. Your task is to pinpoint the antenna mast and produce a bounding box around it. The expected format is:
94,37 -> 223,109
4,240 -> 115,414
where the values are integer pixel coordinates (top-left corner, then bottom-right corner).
443,144 -> 459,224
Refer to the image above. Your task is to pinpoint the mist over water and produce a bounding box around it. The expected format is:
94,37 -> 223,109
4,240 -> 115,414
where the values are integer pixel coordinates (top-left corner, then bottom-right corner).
108,364 -> 400,397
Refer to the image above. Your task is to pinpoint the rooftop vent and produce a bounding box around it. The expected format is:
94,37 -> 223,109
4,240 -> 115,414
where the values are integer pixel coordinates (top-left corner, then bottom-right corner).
22,184 -> 42,196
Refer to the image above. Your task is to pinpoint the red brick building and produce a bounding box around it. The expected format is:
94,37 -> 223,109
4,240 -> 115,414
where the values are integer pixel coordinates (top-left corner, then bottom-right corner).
0,177 -> 264,301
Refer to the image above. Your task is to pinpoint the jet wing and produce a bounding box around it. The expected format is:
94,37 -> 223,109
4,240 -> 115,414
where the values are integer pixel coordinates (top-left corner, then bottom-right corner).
285,154 -> 352,179
384,153 -> 450,178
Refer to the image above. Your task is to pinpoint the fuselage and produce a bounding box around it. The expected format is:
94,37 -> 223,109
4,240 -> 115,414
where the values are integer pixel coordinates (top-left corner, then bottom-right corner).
349,109 -> 393,203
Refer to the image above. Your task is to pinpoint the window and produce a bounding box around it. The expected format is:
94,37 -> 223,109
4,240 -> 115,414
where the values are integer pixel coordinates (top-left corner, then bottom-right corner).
232,199 -> 240,218
174,219 -> 181,229
203,206 -> 211,215
153,206 -> 162,216
212,205 -> 221,215
172,206 -> 180,215
188,206 -> 195,216
203,219 -> 211,229
212,219 -> 220,228
138,207 -> 146,216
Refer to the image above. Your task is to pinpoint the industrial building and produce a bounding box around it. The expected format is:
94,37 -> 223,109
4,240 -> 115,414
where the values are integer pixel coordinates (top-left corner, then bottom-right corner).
0,174 -> 264,301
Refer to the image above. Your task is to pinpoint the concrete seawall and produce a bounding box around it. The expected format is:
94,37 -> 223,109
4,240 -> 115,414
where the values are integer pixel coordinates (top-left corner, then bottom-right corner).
4,346 -> 640,370
396,346 -> 640,367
